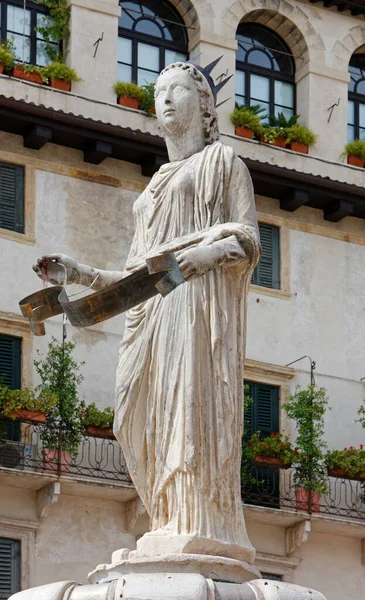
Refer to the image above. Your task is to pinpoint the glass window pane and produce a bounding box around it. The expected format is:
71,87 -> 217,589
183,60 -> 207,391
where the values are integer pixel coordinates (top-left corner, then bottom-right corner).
348,100 -> 355,125
274,105 -> 294,120
11,33 -> 30,63
275,80 -> 293,109
247,49 -> 272,69
138,42 -> 159,71
347,124 -> 355,141
7,5 -> 30,35
252,100 -> 269,123
137,68 -> 158,86
117,63 -> 132,82
36,40 -> 57,66
118,37 -> 132,64
135,19 -> 162,38
164,50 -> 186,67
36,13 -> 53,41
360,103 -> 365,128
250,74 -> 269,103
357,79 -> 365,95
359,127 -> 365,141
235,94 -> 245,107
235,70 -> 245,97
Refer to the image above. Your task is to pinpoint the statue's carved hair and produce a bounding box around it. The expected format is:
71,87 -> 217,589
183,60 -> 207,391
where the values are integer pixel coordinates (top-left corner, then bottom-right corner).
156,62 -> 220,144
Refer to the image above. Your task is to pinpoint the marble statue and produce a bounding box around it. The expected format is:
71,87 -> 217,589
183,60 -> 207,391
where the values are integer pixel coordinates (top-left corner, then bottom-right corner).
34,61 -> 261,566
26,61 -> 328,600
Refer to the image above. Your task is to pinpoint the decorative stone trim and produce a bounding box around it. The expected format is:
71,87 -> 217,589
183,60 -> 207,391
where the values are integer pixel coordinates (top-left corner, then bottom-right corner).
0,517 -> 38,591
0,312 -> 33,389
332,24 -> 365,71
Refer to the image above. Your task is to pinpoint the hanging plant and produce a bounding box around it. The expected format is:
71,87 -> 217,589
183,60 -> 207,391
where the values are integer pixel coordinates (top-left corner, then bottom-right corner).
34,0 -> 71,61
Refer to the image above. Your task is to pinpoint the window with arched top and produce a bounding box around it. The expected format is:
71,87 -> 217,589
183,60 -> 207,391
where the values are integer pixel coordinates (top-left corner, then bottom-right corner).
348,54 -> 365,141
235,23 -> 295,121
118,1 -> 188,86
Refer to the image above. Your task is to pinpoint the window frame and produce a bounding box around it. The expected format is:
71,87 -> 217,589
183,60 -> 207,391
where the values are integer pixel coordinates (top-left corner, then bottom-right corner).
0,0 -> 52,66
0,161 -> 25,235
348,90 -> 365,141
0,537 -> 21,600
118,1 -> 188,85
252,222 -> 281,290
235,23 -> 296,119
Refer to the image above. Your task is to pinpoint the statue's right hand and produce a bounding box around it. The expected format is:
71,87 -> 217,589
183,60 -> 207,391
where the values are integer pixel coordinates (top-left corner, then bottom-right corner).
32,254 -> 81,286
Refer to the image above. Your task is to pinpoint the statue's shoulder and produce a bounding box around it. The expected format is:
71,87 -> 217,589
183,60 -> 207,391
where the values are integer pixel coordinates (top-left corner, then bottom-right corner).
202,140 -> 237,163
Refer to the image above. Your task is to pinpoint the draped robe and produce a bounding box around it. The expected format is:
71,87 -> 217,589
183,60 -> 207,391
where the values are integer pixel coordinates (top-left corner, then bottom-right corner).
114,141 -> 260,562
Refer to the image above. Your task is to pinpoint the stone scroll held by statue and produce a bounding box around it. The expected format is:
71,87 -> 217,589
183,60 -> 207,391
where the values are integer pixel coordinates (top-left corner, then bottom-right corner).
29,59 -> 261,569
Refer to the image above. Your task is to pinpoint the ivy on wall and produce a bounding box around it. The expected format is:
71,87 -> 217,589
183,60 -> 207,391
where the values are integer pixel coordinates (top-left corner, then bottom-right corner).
35,0 -> 71,60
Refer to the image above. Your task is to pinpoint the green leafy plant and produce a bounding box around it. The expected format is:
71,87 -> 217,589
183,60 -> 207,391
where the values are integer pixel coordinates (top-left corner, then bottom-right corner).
283,385 -> 330,494
269,112 -> 298,128
246,431 -> 296,466
139,81 -> 156,113
35,338 -> 85,457
357,398 -> 365,428
0,39 -> 16,68
326,446 -> 365,477
343,139 -> 365,160
83,402 -> 114,430
230,105 -> 264,135
43,61 -> 81,82
0,384 -> 57,420
261,125 -> 286,144
113,81 -> 146,102
22,63 -> 48,83
34,0 -> 70,61
285,125 -> 317,147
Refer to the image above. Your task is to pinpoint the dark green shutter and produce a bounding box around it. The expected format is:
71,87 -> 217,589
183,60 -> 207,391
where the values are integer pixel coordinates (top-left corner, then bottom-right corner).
244,382 -> 279,436
0,163 -> 25,234
0,336 -> 21,441
0,539 -> 20,599
252,224 -> 280,289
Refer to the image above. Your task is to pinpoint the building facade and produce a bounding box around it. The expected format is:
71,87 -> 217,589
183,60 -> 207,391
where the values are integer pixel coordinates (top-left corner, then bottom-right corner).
0,0 -> 365,599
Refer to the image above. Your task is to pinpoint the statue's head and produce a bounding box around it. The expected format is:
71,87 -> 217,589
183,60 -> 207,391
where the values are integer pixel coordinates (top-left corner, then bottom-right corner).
155,62 -> 220,144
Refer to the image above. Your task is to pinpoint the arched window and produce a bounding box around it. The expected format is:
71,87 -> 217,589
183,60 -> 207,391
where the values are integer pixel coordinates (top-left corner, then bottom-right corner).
235,23 -> 295,121
348,53 -> 365,141
0,0 -> 56,66
118,1 -> 188,86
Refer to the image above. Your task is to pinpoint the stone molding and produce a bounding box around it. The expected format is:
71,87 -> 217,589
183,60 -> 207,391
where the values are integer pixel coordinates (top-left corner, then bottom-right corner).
285,520 -> 311,556
0,517 -> 38,591
37,482 -> 61,520
332,24 -> 365,71
0,311 -> 33,388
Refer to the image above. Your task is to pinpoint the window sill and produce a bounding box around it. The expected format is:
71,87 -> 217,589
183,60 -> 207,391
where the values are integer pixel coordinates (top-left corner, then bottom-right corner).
249,284 -> 291,300
0,228 -> 35,245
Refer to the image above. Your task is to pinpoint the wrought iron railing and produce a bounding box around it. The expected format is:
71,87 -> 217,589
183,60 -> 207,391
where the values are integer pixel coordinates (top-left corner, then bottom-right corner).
1,421 -> 364,521
0,420 -> 131,483
242,463 -> 365,521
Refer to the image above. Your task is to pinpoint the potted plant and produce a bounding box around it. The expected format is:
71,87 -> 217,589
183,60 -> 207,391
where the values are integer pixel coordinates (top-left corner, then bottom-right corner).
139,81 -> 156,114
247,431 -> 296,469
10,63 -> 46,85
284,384 -> 329,512
83,402 -> 115,439
285,125 -> 317,154
34,338 -> 86,473
326,446 -> 365,481
113,81 -> 146,109
43,61 -> 81,91
0,40 -> 15,74
261,113 -> 298,148
230,104 -> 264,139
343,139 -> 365,168
0,383 -> 57,423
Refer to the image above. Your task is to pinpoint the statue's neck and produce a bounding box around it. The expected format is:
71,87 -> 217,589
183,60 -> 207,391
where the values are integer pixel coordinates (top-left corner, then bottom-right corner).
165,131 -> 205,162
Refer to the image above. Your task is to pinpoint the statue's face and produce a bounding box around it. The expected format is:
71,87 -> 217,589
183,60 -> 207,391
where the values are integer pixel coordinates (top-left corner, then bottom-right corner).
155,69 -> 201,136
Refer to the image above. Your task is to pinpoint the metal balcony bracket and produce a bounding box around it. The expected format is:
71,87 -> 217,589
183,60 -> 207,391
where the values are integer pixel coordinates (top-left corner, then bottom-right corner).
124,496 -> 147,531
285,519 -> 311,555
37,481 -> 61,520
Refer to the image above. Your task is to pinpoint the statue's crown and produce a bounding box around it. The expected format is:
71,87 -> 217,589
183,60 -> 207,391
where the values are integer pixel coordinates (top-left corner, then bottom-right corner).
188,55 -> 232,108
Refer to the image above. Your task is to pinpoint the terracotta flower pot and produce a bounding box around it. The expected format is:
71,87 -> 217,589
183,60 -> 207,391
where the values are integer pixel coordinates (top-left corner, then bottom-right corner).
328,466 -> 365,481
42,449 -> 70,473
14,409 -> 46,423
260,134 -> 287,148
347,155 -> 365,168
148,106 -> 156,114
289,141 -> 308,154
0,64 -> 4,75
10,65 -> 43,84
50,78 -> 71,92
86,425 -> 115,439
253,454 -> 291,469
235,126 -> 254,139
118,96 -> 139,109
295,488 -> 321,512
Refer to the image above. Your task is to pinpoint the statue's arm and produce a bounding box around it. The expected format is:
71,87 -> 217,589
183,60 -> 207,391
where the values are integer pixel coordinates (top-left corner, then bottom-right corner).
33,254 -> 124,290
